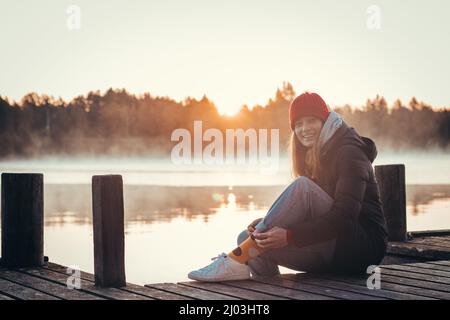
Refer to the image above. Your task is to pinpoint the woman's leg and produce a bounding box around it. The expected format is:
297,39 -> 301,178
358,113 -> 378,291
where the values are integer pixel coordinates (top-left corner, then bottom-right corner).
237,230 -> 335,277
188,176 -> 335,281
255,176 -> 334,231
236,176 -> 336,276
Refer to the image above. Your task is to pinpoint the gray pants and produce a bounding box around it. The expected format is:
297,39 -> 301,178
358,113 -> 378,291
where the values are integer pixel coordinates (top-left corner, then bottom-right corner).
237,176 -> 336,277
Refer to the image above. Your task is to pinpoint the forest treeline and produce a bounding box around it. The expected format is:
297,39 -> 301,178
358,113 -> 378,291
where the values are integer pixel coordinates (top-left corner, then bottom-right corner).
0,82 -> 448,158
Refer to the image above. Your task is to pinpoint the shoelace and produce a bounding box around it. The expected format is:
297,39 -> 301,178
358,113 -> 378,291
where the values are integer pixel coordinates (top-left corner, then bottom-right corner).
211,253 -> 227,261
198,253 -> 227,273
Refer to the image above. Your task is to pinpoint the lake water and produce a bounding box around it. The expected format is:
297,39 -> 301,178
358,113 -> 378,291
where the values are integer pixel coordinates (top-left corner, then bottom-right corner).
0,151 -> 449,285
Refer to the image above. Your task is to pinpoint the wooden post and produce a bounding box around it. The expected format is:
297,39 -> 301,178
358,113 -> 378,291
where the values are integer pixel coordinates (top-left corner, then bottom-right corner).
92,175 -> 126,287
375,164 -> 407,242
1,173 -> 44,268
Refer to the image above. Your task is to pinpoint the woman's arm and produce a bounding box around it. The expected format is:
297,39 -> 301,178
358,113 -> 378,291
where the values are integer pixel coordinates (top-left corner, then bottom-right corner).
288,144 -> 370,247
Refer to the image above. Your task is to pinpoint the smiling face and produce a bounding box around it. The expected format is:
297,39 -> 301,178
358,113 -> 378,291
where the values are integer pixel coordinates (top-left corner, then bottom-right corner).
294,116 -> 324,148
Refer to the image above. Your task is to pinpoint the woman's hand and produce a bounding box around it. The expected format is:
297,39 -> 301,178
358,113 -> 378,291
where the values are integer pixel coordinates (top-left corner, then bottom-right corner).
247,218 -> 263,233
253,227 -> 288,249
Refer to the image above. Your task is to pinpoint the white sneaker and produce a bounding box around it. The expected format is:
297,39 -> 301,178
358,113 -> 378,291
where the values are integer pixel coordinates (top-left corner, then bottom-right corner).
188,253 -> 251,282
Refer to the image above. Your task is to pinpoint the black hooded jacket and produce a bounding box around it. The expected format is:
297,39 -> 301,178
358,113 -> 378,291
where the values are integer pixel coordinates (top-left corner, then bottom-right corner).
289,122 -> 388,274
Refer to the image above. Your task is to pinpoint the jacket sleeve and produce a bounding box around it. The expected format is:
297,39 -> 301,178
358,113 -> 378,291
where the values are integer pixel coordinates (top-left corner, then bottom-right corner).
288,145 -> 369,247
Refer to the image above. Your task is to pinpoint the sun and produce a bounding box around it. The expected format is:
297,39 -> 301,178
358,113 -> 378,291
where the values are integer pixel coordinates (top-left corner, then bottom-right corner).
221,110 -> 240,117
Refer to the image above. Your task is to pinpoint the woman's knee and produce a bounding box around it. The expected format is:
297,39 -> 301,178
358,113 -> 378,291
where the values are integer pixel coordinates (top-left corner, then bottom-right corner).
237,230 -> 249,245
289,176 -> 313,194
293,176 -> 325,195
293,175 -> 312,186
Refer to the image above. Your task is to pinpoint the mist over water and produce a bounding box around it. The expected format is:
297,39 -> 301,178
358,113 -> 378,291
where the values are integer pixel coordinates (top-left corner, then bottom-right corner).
1,150 -> 449,185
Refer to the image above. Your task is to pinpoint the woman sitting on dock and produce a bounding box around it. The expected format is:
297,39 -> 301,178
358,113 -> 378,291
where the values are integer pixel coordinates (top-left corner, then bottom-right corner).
188,92 -> 388,282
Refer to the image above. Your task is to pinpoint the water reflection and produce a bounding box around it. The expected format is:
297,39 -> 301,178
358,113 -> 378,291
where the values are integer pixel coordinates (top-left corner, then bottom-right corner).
44,184 -> 450,228
408,185 -> 450,216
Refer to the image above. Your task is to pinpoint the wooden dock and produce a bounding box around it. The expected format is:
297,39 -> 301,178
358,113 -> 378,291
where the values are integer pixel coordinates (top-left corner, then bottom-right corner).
387,232 -> 450,261
0,258 -> 449,300
1,165 -> 449,300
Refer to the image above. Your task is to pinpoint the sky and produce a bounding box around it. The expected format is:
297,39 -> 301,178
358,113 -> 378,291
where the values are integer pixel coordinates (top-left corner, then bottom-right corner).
0,0 -> 449,115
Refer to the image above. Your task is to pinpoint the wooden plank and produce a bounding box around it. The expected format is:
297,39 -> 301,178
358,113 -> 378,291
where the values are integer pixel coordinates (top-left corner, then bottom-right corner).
426,260 -> 450,267
380,267 -> 450,285
92,175 -> 126,287
389,241 -> 450,253
318,274 -> 450,299
426,236 -> 450,243
380,255 -> 424,265
406,262 -> 450,272
379,274 -> 450,294
180,281 -> 287,300
282,275 -> 385,300
412,235 -> 450,243
408,240 -> 450,250
409,230 -> 450,237
0,278 -> 59,300
382,264 -> 450,278
1,173 -> 44,268
120,283 -> 191,300
19,267 -> 152,300
387,242 -> 450,260
44,263 -> 95,282
224,280 -> 333,300
281,274 -> 434,300
45,262 -> 189,300
327,270 -> 450,294
422,240 -> 450,249
254,275 -> 381,300
407,237 -> 450,250
0,293 -> 14,300
227,280 -> 335,300
0,269 -> 104,300
146,283 -> 238,300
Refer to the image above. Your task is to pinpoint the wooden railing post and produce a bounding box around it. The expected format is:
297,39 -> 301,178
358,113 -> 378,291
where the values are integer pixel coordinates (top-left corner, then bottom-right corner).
1,173 -> 44,268
375,164 -> 407,242
92,175 -> 126,287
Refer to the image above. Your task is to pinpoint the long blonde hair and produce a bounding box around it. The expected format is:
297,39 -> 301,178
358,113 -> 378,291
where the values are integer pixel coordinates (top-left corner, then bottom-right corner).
290,132 -> 321,181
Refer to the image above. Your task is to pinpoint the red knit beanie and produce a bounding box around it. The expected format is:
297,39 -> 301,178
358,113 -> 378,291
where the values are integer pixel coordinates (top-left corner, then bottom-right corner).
289,92 -> 330,130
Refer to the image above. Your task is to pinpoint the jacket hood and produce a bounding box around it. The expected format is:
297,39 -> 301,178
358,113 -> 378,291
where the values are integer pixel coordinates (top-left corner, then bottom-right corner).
320,113 -> 378,163
340,127 -> 378,163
